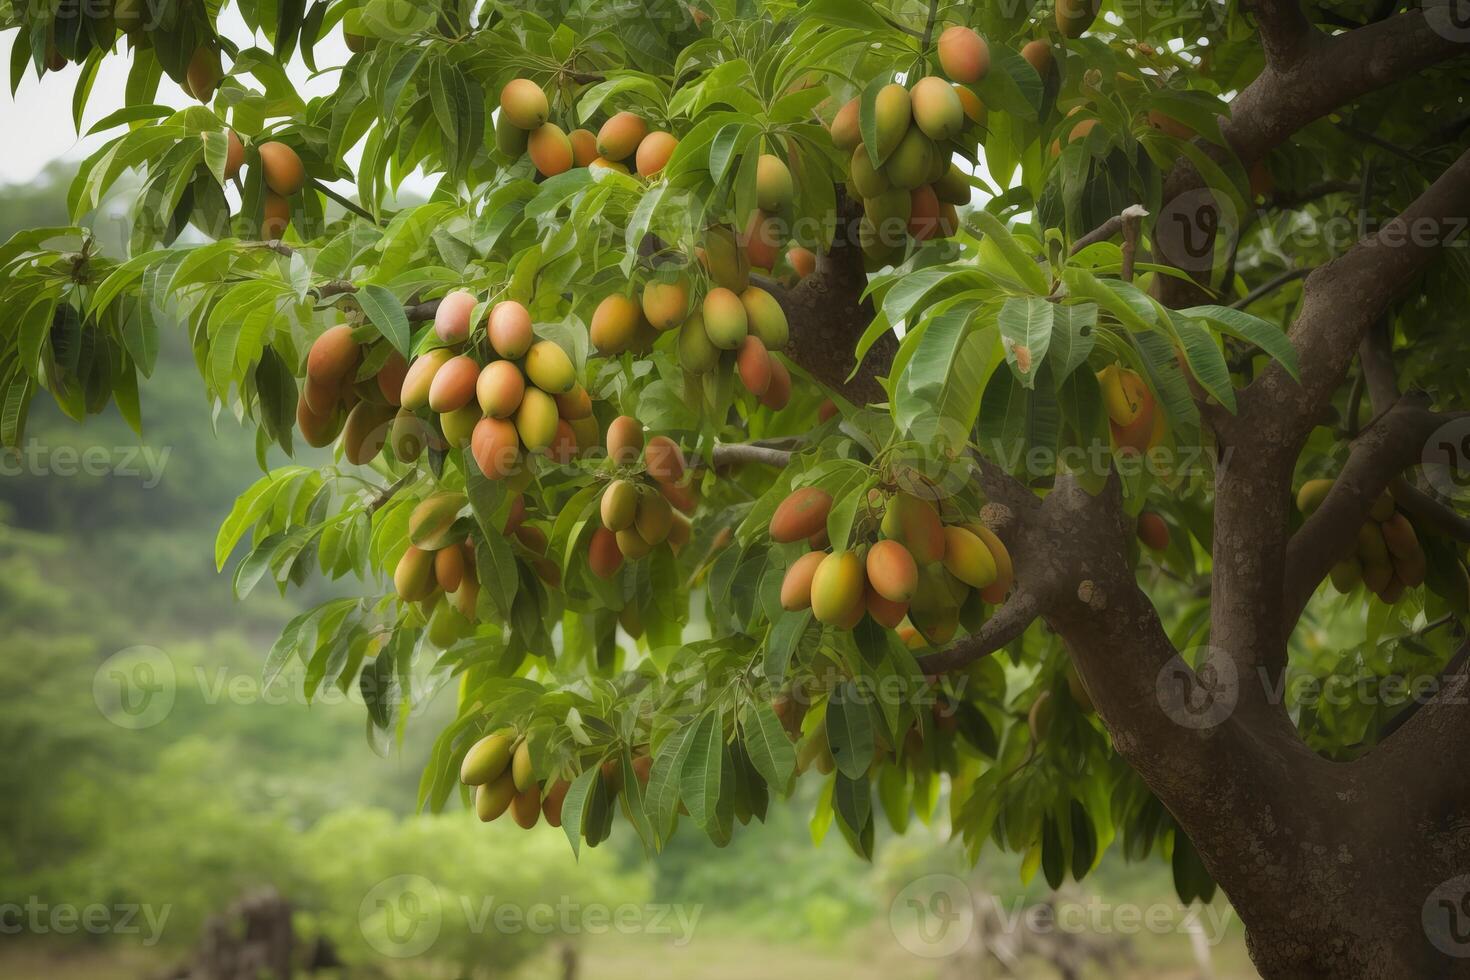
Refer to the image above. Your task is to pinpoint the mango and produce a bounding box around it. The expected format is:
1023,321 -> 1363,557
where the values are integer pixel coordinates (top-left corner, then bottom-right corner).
542,779 -> 570,827
881,493 -> 946,564
528,122 -> 573,177
644,436 -> 687,486
1295,479 -> 1334,516
258,141 -> 305,196
760,357 -> 792,411
864,189 -> 913,247
375,351 -> 409,406
780,552 -> 825,610
390,409 -> 431,462
495,111 -> 529,156
678,313 -> 720,373
306,325 -> 359,391
186,46 -> 222,101
885,128 -> 935,190
1147,110 -> 1195,140
1362,560 -> 1393,594
511,739 -> 536,792
909,185 -> 942,241
668,512 -> 693,553
545,420 -> 578,463
1370,492 -> 1396,523
788,247 -> 817,279
409,492 -> 467,550
745,209 -> 781,271
461,731 -> 514,785
597,111 -> 648,161
524,340 -> 576,393
515,386 -> 559,451
590,157 -> 630,175
1056,0 -> 1098,38
434,289 -> 477,344
943,526 -> 997,588
297,395 -> 343,448
642,275 -> 690,330
590,527 -> 625,579
865,583 -> 909,629
736,336 -> 772,396
261,192 -> 291,239
850,144 -> 890,198
568,128 -> 599,166
811,551 -> 866,628
434,543 -> 465,593
394,546 -> 437,601
590,294 -> 642,354
1381,513 -> 1419,559
873,84 -> 912,162
554,385 -> 591,420
515,525 -> 548,554
476,772 -> 516,822
471,417 -> 521,478
1358,523 -> 1389,564
911,76 -> 964,141
510,784 -> 541,829
428,355 -> 480,413
938,26 -> 989,83
910,605 -> 959,645
955,85 -> 987,128
704,225 -> 751,291
401,348 -> 454,410
1330,559 -> 1363,594
1021,40 -> 1054,80
477,360 -> 525,418
440,404 -> 480,449
616,527 -> 654,559
635,491 -> 674,545
739,286 -> 789,350
659,478 -> 699,518
966,524 -> 1014,604
933,164 -> 971,205
756,154 -> 794,212
1137,512 -> 1170,551
770,486 -> 834,543
831,98 -> 862,151
703,287 -> 749,349
866,539 -> 918,602
606,416 -> 645,465
499,79 -> 548,130
636,131 -> 678,176
343,401 -> 393,465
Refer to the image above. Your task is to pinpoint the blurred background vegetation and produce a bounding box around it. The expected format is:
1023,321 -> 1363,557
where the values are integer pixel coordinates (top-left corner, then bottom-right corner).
0,163 -> 1256,979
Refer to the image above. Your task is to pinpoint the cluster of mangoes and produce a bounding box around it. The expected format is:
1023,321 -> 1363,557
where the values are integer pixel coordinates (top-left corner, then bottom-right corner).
1298,481 -> 1426,603
590,234 -> 794,410
1097,363 -> 1165,456
395,491 -> 483,617
589,421 -> 696,578
772,487 -> 1014,644
496,79 -> 680,180
297,324 -> 412,462
461,730 -> 654,831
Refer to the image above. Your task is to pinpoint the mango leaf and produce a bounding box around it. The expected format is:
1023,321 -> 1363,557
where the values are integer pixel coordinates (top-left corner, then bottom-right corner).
998,296 -> 1054,388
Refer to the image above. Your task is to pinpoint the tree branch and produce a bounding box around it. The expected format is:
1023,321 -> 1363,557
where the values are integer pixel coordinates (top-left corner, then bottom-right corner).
309,178 -> 381,225
711,442 -> 794,469
1230,266 -> 1311,309
1247,0 -> 1316,67
917,592 -> 1039,674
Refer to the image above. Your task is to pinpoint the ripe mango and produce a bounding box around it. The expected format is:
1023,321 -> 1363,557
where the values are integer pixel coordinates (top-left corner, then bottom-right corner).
394,546 -> 437,601
770,486 -> 834,543
307,324 -> 360,388
780,551 -> 825,611
495,110 -> 529,156
606,416 -> 645,465
1056,0 -> 1098,39
435,289 -> 477,344
524,340 -> 576,393
659,478 -> 698,515
811,551 -> 866,628
885,128 -> 935,190
553,385 -> 591,420
545,419 -> 578,463
511,784 -> 541,829
375,351 -> 409,406
740,286 -> 789,350
186,46 -> 223,101
461,731 -> 514,785
471,417 -> 520,478
966,524 -> 1013,603
590,157 -> 630,175
297,395 -> 343,448
909,185 -> 942,241
343,401 -> 393,465
704,225 -> 751,291
831,98 -> 861,151
1137,512 -> 1170,551
258,141 -> 305,196
955,85 -> 987,129
1295,479 -> 1335,516
911,76 -> 964,141
1021,40 -> 1054,80
434,543 -> 465,593
515,386 -> 560,451
943,526 -> 997,588
476,772 -> 516,822
933,164 -> 971,205
910,605 -> 959,645
499,79 -> 548,130
865,582 -> 909,629
873,84 -> 912,162
528,122 -> 573,177
881,493 -> 946,564
401,348 -> 455,410
589,527 -> 624,578
644,436 -> 687,486
668,512 -> 692,553
477,360 -> 525,418
1381,513 -> 1419,560
678,313 -> 720,373
642,275 -> 690,330
938,26 -> 989,83
760,357 -> 792,411
542,778 -> 570,827
788,247 -> 816,279
262,193 -> 291,239
635,491 -> 674,545
409,492 -> 467,550
756,154 -> 794,212
636,131 -> 678,176
390,409 -> 430,462
703,287 -> 749,349
515,525 -> 549,555
849,144 -> 890,198
440,404 -> 480,449
597,111 -> 648,161
616,527 -> 654,560
866,539 -> 918,602
745,209 -> 781,271
428,355 -> 481,413
568,128 -> 599,167
590,294 -> 642,354
736,336 -> 772,396
512,738 -> 536,791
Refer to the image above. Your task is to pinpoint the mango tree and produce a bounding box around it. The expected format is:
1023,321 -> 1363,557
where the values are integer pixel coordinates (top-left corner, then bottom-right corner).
2,0 -> 1469,975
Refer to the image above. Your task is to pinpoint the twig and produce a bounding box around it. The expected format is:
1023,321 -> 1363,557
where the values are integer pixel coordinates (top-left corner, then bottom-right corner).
1230,266 -> 1310,309
916,592 -> 1041,675
711,442 -> 793,469
919,0 -> 941,50
368,471 -> 416,514
309,177 -> 382,225
1121,209 -> 1142,283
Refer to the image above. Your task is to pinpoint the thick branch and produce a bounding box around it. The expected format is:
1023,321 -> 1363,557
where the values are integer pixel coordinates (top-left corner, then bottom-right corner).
917,592 -> 1038,674
711,443 -> 793,469
1248,0 -> 1316,66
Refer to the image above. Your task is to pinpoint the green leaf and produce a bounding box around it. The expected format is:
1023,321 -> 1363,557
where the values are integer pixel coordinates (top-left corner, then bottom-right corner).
355,284 -> 411,356
743,700 -> 796,790
998,296 -> 1054,388
680,710 -> 724,829
1173,317 -> 1237,413
826,682 -> 873,780
970,210 -> 1051,295
560,766 -> 602,859
1180,304 -> 1300,380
